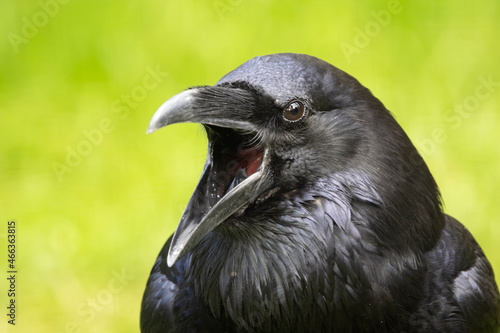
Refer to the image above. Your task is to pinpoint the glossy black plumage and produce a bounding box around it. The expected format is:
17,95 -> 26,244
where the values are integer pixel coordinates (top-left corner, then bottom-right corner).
141,53 -> 500,332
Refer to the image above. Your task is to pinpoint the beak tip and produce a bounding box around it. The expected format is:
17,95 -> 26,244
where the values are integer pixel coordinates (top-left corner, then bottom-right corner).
147,113 -> 167,134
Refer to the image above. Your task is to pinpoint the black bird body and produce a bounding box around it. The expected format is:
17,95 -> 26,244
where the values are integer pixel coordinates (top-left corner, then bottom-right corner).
141,54 -> 500,332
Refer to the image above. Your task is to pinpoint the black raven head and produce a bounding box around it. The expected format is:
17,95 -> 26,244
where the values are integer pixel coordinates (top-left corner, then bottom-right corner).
147,53 -> 443,269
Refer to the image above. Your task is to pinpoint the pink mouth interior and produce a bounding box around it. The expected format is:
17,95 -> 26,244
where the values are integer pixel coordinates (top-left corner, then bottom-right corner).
234,147 -> 263,177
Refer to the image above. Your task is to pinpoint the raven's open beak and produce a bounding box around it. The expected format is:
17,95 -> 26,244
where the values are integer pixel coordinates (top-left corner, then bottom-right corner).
148,86 -> 272,267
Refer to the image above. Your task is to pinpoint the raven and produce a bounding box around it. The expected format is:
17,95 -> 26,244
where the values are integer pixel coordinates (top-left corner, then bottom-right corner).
141,53 -> 500,332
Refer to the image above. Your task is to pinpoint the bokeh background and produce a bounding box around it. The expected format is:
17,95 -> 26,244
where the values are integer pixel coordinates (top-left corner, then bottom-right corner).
1,0 -> 499,331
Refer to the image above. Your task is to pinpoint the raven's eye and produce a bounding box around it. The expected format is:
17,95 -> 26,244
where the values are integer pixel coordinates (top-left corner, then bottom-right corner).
283,101 -> 307,122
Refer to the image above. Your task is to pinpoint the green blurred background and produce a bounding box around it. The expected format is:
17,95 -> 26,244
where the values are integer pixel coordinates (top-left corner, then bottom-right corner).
1,0 -> 499,331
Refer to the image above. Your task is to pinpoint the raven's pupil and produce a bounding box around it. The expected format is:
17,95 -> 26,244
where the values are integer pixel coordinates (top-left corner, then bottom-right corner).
291,107 -> 298,115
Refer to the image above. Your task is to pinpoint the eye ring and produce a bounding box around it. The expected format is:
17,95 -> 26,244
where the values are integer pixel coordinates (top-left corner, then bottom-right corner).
283,101 -> 307,123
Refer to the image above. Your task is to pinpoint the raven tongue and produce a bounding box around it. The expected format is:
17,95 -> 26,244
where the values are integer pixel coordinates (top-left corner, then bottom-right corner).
236,147 -> 263,176
245,149 -> 263,176
226,148 -> 263,194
